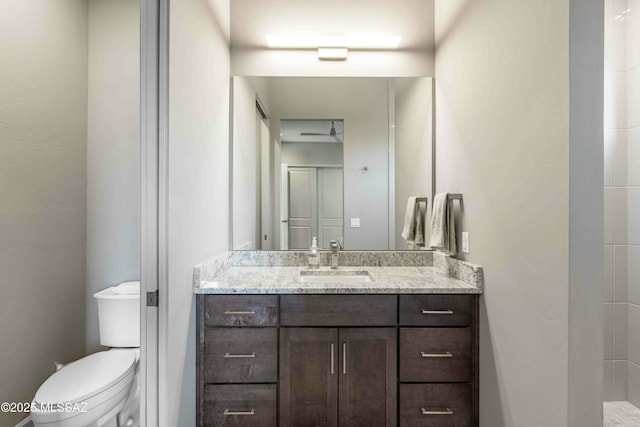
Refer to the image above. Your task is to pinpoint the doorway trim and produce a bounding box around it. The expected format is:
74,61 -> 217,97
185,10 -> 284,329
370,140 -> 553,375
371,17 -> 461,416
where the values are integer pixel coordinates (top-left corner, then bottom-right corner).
140,0 -> 167,424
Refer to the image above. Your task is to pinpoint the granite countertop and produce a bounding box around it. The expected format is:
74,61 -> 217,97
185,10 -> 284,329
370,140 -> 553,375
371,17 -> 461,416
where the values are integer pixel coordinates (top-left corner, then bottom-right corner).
193,251 -> 483,295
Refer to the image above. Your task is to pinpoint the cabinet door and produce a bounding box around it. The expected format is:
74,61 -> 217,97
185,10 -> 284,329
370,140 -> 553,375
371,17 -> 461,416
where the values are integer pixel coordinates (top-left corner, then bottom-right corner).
339,328 -> 397,427
280,328 -> 338,427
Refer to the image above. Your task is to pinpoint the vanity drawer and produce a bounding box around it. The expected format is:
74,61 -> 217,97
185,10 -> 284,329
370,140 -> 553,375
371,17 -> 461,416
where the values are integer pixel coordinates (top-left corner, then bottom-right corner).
399,295 -> 472,327
400,328 -> 472,383
204,384 -> 276,427
204,295 -> 278,327
280,295 -> 397,326
204,328 -> 277,383
399,384 -> 472,427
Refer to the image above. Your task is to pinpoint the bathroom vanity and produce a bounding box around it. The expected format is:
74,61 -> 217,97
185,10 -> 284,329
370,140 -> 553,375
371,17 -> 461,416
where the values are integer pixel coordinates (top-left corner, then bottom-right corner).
193,251 -> 483,427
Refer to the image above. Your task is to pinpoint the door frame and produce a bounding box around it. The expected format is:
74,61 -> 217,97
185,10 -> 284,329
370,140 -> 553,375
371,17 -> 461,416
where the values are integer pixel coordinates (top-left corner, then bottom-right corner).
280,163 -> 289,250
140,0 -> 166,424
257,111 -> 271,250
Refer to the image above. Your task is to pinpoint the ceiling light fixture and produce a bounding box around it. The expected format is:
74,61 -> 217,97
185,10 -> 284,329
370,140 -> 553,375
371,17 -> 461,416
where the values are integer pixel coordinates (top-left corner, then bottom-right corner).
266,34 -> 401,49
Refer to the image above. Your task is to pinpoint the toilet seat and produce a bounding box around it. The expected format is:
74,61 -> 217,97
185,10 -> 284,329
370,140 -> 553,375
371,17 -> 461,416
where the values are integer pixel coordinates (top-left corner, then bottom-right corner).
32,350 -> 138,426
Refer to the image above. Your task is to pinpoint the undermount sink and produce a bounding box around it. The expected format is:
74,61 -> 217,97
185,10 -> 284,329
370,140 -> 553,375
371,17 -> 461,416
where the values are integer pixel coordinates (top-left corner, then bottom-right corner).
298,270 -> 373,284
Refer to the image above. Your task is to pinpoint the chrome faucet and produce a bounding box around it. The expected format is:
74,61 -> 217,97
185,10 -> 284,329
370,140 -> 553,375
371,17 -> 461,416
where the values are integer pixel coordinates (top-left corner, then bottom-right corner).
330,240 -> 340,269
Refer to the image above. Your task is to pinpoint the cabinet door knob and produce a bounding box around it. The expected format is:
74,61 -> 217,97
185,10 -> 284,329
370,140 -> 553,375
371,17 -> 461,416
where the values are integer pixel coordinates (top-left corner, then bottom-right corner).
420,351 -> 453,358
224,408 -> 255,416
421,408 -> 453,415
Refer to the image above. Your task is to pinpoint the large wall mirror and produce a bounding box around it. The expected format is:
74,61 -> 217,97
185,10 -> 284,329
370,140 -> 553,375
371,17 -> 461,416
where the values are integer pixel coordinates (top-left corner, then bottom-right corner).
231,77 -> 433,251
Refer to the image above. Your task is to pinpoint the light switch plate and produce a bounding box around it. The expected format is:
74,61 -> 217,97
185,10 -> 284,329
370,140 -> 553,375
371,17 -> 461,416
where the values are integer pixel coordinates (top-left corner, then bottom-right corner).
461,232 -> 470,253
350,218 -> 361,228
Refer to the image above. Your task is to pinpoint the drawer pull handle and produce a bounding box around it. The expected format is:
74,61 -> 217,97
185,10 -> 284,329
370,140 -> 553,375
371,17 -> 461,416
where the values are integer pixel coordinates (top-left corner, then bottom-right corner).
421,309 -> 454,315
420,351 -> 453,358
224,310 -> 256,315
421,408 -> 453,415
330,343 -> 335,375
343,342 -> 347,375
224,408 -> 255,416
223,352 -> 256,358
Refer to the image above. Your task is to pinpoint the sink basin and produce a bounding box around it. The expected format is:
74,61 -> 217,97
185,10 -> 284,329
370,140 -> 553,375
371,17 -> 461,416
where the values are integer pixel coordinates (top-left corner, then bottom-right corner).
298,271 -> 372,284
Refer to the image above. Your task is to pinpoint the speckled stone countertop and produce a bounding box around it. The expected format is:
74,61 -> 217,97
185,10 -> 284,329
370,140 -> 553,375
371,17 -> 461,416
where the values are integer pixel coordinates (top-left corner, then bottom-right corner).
193,251 -> 483,295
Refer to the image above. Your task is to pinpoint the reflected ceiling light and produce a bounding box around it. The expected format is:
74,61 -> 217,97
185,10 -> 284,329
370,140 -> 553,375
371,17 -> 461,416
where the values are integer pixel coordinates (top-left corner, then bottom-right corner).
266,34 -> 401,49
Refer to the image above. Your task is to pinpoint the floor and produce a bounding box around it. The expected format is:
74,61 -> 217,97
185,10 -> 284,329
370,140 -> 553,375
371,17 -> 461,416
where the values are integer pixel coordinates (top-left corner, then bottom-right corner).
604,401 -> 640,426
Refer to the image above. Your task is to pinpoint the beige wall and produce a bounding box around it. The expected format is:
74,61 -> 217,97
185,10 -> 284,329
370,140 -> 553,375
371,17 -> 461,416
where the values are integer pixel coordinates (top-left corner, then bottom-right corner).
231,76 -> 274,250
281,141 -> 344,167
232,48 -> 434,78
231,76 -> 270,250
394,78 -> 433,249
434,0 -> 603,426
166,0 -> 230,424
0,1 -> 88,424
86,0 -> 140,353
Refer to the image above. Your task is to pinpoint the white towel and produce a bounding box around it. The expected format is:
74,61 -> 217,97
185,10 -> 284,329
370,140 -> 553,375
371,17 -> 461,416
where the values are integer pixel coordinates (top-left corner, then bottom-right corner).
401,197 -> 426,248
429,193 -> 457,254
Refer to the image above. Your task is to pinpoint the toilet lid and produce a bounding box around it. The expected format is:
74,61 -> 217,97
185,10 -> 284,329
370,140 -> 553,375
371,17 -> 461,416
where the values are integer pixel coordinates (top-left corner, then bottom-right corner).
34,351 -> 137,404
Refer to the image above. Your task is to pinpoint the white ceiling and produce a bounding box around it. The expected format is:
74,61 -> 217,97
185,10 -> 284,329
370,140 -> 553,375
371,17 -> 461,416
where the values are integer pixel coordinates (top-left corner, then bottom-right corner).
281,119 -> 344,144
230,0 -> 434,51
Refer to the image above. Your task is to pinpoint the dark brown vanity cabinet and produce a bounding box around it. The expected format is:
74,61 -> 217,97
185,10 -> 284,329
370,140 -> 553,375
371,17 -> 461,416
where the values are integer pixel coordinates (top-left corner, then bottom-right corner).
197,294 -> 479,427
279,327 -> 396,427
398,295 -> 478,427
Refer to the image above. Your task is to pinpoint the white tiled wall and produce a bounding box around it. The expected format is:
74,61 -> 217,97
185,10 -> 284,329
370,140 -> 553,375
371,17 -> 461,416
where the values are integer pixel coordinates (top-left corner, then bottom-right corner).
604,0 -> 640,407
628,0 -> 640,408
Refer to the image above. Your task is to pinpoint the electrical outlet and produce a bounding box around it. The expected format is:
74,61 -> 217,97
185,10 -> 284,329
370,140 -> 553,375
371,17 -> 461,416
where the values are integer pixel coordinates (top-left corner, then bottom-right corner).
461,232 -> 470,253
350,218 -> 361,228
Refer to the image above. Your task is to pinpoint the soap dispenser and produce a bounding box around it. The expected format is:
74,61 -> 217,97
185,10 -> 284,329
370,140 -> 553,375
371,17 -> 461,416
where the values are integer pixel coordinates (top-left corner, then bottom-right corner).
308,237 -> 319,269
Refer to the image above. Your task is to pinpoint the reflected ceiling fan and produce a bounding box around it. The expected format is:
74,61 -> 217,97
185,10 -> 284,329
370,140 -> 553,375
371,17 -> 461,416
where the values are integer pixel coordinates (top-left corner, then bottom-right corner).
300,121 -> 343,139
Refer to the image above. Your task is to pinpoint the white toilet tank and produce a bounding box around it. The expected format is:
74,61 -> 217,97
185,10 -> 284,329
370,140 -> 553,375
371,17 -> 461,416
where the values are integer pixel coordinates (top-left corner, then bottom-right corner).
94,281 -> 140,347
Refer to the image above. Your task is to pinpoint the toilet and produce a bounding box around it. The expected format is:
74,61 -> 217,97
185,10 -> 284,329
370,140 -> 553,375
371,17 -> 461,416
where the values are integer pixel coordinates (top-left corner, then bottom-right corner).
31,282 -> 141,427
